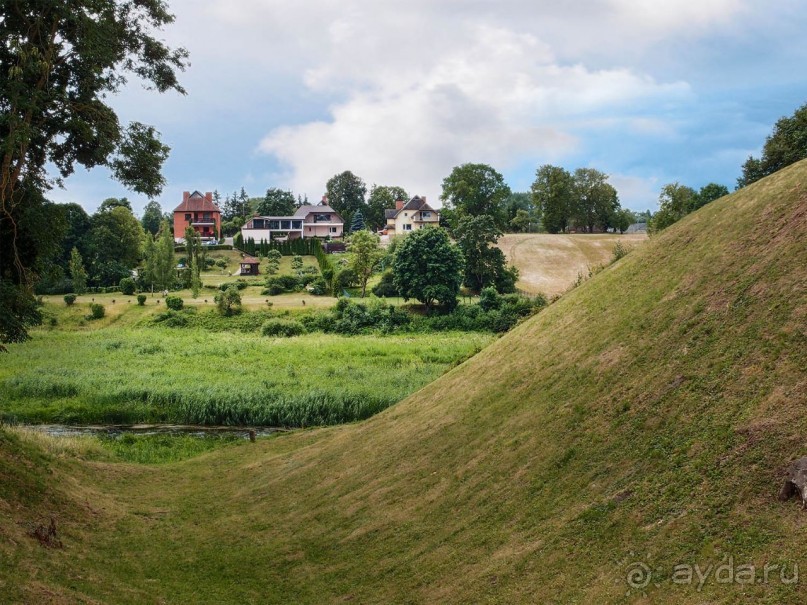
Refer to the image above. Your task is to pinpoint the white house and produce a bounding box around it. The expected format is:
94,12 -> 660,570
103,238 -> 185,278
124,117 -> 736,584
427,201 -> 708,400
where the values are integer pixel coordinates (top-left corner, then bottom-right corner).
385,196 -> 440,234
240,198 -> 344,243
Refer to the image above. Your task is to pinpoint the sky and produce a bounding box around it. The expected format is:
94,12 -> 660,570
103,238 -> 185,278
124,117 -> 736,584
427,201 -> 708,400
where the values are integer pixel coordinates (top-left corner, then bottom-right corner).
50,0 -> 807,215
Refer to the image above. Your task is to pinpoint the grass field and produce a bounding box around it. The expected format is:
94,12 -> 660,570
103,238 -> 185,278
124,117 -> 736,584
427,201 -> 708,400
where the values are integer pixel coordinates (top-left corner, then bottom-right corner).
0,328 -> 492,427
497,232 -> 648,297
2,163 -> 806,603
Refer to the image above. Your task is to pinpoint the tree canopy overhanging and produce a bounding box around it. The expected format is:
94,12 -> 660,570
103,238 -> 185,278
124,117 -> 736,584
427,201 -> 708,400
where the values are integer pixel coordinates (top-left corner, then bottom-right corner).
0,0 -> 188,348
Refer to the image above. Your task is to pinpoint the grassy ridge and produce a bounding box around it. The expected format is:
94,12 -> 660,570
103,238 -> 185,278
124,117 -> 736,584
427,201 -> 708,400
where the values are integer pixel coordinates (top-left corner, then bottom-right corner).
0,329 -> 492,426
1,161 -> 806,603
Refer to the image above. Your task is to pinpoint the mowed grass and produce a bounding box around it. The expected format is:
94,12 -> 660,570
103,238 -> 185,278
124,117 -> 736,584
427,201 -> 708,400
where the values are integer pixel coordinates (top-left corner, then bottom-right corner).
497,232 -> 647,297
0,328 -> 492,427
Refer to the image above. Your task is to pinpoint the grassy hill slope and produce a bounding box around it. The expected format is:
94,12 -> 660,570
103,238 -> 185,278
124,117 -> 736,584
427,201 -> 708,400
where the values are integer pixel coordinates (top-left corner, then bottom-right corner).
2,161 -> 806,603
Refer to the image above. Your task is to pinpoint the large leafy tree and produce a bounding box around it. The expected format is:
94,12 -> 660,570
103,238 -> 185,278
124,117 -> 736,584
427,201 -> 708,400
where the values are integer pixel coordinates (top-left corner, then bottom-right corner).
571,168 -> 619,233
366,185 -> 408,231
440,163 -> 511,229
326,171 -> 367,228
737,102 -> 807,188
392,227 -> 464,311
531,165 -> 573,234
0,1 -> 187,347
86,205 -> 144,281
454,215 -> 518,293
693,183 -> 729,211
141,200 -> 164,235
142,219 -> 175,292
258,188 -> 296,216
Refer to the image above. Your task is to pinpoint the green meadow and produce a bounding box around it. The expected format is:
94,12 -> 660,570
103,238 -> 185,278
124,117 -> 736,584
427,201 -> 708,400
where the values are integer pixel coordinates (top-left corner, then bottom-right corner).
0,326 -> 492,427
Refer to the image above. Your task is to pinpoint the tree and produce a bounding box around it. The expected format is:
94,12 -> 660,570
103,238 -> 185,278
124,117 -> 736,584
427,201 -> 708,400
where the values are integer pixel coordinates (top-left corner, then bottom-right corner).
649,183 -> 698,232
367,185 -> 408,231
504,192 -> 538,232
258,188 -> 296,216
184,226 -> 202,298
392,227 -> 464,311
350,209 -> 366,232
143,220 -> 175,291
612,208 -> 635,234
737,102 -> 807,188
141,201 -> 163,235
98,198 -> 133,213
0,1 -> 187,347
509,209 -> 532,233
86,205 -> 145,283
454,215 -> 518,293
69,247 -> 88,294
326,171 -> 367,228
56,203 -> 91,267
571,168 -> 619,233
440,163 -> 511,229
348,230 -> 383,297
693,183 -> 729,211
215,286 -> 242,316
531,165 -> 573,233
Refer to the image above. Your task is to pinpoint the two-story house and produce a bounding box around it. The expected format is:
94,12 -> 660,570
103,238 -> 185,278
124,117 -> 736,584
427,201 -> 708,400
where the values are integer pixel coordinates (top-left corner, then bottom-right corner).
385,196 -> 439,234
173,191 -> 222,243
240,197 -> 344,243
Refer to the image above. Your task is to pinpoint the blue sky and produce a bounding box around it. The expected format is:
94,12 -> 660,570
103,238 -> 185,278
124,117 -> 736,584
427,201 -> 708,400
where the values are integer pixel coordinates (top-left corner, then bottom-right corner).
50,0 -> 807,215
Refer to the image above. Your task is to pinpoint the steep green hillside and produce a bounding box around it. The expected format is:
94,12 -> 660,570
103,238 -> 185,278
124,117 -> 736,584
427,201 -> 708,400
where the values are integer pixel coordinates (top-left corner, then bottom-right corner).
1,161 -> 805,603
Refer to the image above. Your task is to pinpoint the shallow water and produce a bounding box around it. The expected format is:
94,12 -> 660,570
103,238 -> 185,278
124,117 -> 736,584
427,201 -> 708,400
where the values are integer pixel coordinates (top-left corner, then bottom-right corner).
20,424 -> 285,440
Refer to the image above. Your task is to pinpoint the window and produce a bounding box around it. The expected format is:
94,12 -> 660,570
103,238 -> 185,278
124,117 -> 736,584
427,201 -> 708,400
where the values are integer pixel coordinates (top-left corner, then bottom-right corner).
292,220 -> 302,229
185,213 -> 191,221
280,220 -> 291,230
314,213 -> 330,223
421,211 -> 431,219
404,224 -> 412,231
330,227 -> 338,233
269,220 -> 280,229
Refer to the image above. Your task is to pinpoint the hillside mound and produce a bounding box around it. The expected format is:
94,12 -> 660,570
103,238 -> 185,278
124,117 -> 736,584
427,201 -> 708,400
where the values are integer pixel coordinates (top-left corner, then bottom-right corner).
2,161 -> 806,603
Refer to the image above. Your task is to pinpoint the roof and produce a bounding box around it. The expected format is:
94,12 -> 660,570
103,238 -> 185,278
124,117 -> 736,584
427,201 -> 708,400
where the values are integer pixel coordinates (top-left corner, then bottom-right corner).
294,205 -> 344,222
173,191 -> 221,213
241,256 -> 259,264
387,196 -> 438,219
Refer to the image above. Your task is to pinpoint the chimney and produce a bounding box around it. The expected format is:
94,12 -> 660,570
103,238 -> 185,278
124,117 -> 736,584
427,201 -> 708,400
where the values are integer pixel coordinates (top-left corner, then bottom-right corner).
321,195 -> 329,206
183,191 -> 190,203
205,192 -> 213,203
395,199 -> 405,211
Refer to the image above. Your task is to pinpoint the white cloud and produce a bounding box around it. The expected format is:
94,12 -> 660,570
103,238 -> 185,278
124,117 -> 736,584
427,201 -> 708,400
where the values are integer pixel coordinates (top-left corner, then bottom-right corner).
258,21 -> 691,200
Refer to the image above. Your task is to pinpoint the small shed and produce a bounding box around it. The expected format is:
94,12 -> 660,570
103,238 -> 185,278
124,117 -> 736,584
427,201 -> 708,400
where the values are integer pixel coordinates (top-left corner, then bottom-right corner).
240,256 -> 260,276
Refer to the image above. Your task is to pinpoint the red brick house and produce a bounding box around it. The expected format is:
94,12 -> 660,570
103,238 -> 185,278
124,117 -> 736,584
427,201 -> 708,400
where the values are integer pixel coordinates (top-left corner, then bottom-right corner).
173,191 -> 221,243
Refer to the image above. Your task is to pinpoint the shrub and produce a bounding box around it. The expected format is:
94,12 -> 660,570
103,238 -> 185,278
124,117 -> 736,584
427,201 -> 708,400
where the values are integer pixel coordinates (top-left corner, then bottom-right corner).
218,280 -> 249,291
119,277 -> 136,295
165,295 -> 184,311
87,303 -> 105,320
308,277 -> 329,296
611,240 -> 629,263
265,275 -> 301,295
136,294 -> 147,306
261,318 -> 306,337
215,286 -> 242,316
63,294 -> 77,306
478,286 -> 501,311
371,271 -> 399,297
153,310 -> 188,327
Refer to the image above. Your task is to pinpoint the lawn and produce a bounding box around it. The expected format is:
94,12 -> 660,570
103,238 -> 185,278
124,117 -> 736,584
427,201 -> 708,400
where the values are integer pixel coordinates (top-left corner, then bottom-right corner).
0,326 -> 493,427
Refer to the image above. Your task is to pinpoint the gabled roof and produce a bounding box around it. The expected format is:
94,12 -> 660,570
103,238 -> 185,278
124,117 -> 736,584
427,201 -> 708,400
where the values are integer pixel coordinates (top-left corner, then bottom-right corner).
241,256 -> 259,265
387,196 -> 438,219
174,191 -> 221,213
